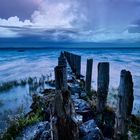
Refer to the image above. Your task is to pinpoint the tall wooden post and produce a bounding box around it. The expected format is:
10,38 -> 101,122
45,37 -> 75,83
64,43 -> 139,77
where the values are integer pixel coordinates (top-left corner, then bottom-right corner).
97,62 -> 109,113
85,59 -> 93,93
75,55 -> 81,78
55,66 -> 67,90
115,70 -> 134,140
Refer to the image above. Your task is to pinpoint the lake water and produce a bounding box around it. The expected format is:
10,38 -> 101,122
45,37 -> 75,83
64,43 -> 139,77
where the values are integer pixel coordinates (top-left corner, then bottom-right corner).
0,48 -> 140,132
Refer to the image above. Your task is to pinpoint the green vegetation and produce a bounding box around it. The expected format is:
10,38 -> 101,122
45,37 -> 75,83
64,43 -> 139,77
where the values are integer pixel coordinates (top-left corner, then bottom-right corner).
1,109 -> 43,140
0,80 -> 19,92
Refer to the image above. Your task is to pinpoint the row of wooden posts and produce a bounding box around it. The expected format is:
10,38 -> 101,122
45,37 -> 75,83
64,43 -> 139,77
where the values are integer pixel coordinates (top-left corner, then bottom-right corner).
54,51 -> 134,140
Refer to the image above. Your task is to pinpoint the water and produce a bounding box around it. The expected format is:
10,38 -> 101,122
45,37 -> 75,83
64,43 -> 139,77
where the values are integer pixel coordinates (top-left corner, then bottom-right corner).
0,47 -> 140,132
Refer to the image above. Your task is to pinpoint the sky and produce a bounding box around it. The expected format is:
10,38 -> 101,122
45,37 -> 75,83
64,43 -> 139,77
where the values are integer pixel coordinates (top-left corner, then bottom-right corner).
0,0 -> 140,43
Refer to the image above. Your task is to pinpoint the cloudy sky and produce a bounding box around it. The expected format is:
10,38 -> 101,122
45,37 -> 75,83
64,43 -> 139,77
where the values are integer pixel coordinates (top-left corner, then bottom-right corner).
0,0 -> 140,42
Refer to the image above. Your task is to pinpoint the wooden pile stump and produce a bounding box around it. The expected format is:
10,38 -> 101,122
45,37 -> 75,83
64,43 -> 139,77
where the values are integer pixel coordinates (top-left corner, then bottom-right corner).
55,52 -> 68,90
115,70 -> 134,140
85,58 -> 93,93
52,89 -> 79,140
58,52 -> 67,67
96,62 -> 110,113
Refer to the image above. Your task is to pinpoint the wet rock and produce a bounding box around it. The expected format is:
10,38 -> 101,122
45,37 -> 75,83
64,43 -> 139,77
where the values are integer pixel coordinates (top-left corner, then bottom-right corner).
80,92 -> 87,98
80,120 -> 103,140
40,130 -> 50,140
78,110 -> 94,122
72,114 -> 83,125
33,121 -> 50,140
68,83 -> 81,94
72,98 -> 90,113
71,93 -> 80,100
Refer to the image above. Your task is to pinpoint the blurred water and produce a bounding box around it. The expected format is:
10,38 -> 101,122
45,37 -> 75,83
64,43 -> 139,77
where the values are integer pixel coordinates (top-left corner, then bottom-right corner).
0,48 -> 140,132
0,48 -> 140,97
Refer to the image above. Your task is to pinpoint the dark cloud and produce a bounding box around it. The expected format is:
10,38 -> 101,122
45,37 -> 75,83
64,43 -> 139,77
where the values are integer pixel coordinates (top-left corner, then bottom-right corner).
0,0 -> 39,20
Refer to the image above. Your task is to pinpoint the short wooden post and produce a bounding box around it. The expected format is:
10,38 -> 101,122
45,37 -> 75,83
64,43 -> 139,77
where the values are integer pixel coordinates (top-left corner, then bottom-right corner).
85,59 -> 93,93
115,70 -> 134,140
55,66 -> 67,90
53,89 -> 79,140
97,62 -> 109,113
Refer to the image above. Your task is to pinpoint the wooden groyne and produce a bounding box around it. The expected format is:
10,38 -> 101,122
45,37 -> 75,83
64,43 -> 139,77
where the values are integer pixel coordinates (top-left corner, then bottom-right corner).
64,51 -> 81,78
53,51 -> 135,140
2,51 -> 138,140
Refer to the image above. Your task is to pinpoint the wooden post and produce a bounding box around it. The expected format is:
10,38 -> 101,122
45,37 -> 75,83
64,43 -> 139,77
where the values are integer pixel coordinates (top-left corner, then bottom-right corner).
73,54 -> 77,74
75,55 -> 81,78
85,59 -> 93,93
55,66 -> 67,90
115,70 -> 134,140
64,52 -> 81,78
58,52 -> 67,67
97,62 -> 109,113
53,90 -> 79,140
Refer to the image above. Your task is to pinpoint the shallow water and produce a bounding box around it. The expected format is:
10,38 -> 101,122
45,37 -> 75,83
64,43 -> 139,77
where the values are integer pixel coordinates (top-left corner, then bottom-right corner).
0,48 -> 140,132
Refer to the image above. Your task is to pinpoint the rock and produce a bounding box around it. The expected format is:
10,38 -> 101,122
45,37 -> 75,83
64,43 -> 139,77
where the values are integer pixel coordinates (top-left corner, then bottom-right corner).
81,131 -> 103,140
72,97 -> 93,122
80,92 -> 87,98
80,120 -> 103,140
71,93 -> 80,100
79,120 -> 97,135
40,130 -> 50,140
72,114 -> 83,125
33,121 -> 50,140
68,83 -> 81,94
72,98 -> 90,113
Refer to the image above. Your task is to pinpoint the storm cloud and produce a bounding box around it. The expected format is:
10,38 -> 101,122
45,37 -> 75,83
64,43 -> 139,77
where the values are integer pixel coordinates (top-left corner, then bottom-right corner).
0,0 -> 140,42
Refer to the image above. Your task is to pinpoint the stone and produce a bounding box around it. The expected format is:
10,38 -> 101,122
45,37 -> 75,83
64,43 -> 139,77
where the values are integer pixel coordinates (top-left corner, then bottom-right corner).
72,98 -> 90,113
80,92 -> 87,98
33,122 -> 50,140
79,119 -> 103,140
71,93 -> 80,100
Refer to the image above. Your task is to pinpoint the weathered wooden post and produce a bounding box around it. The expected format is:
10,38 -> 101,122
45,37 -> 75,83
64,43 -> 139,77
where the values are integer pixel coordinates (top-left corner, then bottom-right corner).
96,62 -> 109,113
55,66 -> 67,90
73,54 -> 77,74
75,55 -> 81,78
53,89 -> 79,140
85,59 -> 93,93
115,70 -> 134,140
71,53 -> 75,72
69,53 -> 73,69
58,52 -> 67,67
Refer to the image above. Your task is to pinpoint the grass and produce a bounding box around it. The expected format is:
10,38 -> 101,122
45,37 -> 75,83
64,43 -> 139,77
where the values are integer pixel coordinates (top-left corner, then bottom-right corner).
1,109 -> 43,140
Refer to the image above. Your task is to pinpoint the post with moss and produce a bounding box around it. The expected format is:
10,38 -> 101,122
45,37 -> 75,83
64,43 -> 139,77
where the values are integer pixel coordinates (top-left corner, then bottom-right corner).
85,58 -> 93,93
96,62 -> 109,113
55,66 -> 67,90
115,70 -> 134,140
